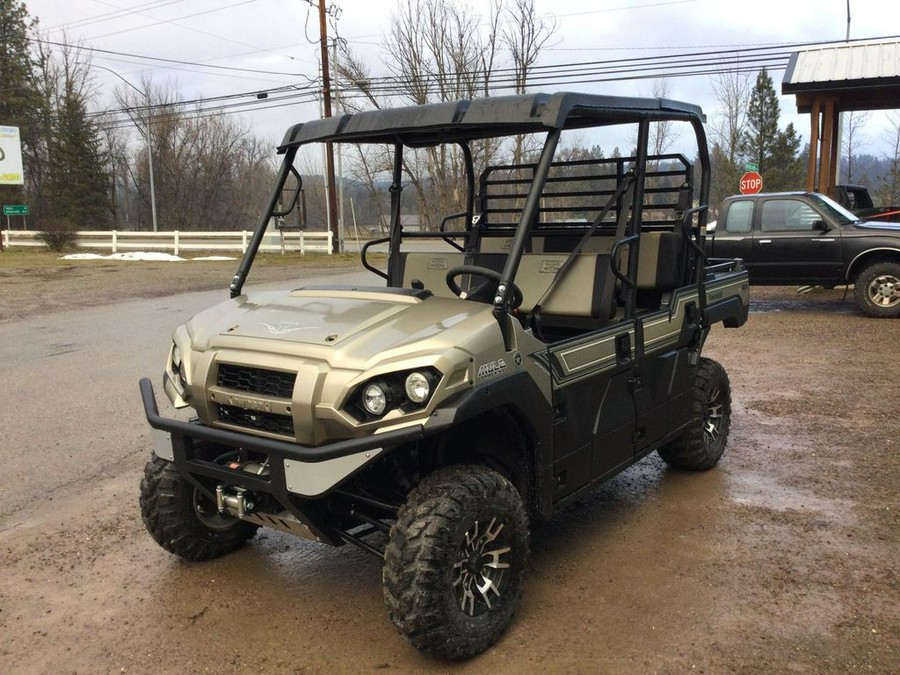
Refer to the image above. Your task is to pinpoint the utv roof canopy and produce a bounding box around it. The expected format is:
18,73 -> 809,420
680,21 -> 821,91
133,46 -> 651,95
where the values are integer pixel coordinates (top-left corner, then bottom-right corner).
277,92 -> 706,150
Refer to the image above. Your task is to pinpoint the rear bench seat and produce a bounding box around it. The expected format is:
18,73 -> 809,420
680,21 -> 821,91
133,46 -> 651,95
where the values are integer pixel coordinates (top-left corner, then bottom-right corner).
395,230 -> 685,326
395,251 -> 466,298
397,249 -> 609,318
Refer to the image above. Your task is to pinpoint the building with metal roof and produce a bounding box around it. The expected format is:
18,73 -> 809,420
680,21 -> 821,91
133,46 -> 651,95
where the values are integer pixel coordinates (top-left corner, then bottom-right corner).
783,39 -> 900,196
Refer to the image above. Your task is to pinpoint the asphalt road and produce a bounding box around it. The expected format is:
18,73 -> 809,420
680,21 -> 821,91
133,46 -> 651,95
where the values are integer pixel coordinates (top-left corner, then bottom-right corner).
0,287 -> 215,519
0,271 -> 372,519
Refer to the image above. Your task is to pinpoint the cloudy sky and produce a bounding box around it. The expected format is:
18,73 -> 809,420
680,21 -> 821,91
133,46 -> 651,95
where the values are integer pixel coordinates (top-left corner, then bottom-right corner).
21,0 -> 900,155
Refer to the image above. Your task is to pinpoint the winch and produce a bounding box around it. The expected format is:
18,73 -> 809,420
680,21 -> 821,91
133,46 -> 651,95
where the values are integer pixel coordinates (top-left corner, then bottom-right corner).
216,485 -> 254,517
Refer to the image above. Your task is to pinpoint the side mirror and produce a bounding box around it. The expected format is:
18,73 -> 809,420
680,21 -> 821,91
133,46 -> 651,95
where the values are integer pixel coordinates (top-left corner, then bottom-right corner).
813,219 -> 830,232
272,166 -> 303,218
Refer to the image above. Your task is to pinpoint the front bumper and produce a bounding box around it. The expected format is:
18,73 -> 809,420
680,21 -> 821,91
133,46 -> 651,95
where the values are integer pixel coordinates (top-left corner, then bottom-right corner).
140,377 -> 427,544
141,377 -> 425,467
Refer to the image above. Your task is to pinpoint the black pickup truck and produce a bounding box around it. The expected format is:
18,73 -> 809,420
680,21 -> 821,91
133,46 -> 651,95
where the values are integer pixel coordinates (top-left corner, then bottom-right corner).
835,184 -> 900,223
707,191 -> 900,317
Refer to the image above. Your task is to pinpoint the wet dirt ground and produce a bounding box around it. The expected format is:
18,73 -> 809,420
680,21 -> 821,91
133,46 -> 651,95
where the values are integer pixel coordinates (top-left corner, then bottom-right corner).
0,269 -> 897,674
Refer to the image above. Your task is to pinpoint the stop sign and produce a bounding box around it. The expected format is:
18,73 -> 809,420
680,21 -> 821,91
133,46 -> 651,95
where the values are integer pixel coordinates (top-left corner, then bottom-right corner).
740,171 -> 763,194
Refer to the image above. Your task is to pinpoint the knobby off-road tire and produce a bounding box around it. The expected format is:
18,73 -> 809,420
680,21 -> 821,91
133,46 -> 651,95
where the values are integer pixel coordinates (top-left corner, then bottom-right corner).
383,465 -> 529,660
658,357 -> 731,471
853,261 -> 900,318
140,455 -> 258,561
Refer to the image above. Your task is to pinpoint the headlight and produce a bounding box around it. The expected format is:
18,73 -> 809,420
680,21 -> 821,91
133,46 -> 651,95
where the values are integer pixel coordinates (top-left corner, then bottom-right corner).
348,368 -> 441,421
405,372 -> 430,403
362,382 -> 389,416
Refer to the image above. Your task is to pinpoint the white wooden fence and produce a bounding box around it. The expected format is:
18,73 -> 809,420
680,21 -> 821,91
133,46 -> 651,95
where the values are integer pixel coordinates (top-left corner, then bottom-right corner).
1,229 -> 333,255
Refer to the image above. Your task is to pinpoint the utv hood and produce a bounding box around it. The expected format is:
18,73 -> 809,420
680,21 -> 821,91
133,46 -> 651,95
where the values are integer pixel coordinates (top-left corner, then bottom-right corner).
185,285 -> 498,363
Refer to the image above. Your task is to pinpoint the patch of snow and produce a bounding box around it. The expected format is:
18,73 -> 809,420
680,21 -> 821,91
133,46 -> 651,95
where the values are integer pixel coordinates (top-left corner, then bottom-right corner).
61,253 -> 109,260
61,252 -> 235,262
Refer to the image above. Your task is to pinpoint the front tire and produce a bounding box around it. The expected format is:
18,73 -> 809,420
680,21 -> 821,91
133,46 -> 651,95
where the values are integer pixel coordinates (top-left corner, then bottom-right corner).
383,465 -> 529,660
853,261 -> 900,318
140,454 -> 258,561
658,357 -> 731,470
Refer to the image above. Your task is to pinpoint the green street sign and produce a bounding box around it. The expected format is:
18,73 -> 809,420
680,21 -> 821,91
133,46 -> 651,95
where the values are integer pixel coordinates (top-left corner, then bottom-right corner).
3,204 -> 28,216
745,162 -> 759,172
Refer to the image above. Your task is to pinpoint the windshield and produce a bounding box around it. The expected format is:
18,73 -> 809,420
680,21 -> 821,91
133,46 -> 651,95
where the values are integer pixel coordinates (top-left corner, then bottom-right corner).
808,193 -> 860,225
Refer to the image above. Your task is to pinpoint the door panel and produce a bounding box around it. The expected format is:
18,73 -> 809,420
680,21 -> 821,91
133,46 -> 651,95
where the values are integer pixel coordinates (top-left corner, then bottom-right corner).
709,198 -> 754,263
547,322 -> 636,499
751,198 -> 843,283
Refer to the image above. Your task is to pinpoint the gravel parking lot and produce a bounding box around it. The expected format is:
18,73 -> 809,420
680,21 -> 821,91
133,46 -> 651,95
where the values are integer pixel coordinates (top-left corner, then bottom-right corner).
0,255 -> 897,673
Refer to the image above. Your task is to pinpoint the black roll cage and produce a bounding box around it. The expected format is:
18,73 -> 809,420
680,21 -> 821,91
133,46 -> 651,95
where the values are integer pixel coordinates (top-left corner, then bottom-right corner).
229,92 -> 712,325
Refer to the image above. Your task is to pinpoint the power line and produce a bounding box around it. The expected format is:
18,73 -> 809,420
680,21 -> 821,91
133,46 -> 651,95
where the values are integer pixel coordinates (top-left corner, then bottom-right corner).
553,0 -> 701,19
34,38 -> 314,78
85,34 -> 898,136
45,0 -> 314,68
92,85 -> 319,128
44,0 -> 191,33
80,0 -> 290,64
90,54 -> 300,87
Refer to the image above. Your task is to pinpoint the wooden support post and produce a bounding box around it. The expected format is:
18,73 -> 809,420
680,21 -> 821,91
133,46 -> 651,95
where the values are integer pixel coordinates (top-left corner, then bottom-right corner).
807,97 -> 821,193
827,101 -> 841,196
819,97 -> 835,198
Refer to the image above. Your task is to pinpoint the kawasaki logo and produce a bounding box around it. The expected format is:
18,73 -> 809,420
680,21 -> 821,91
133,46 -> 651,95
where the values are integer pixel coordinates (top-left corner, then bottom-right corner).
226,394 -> 271,413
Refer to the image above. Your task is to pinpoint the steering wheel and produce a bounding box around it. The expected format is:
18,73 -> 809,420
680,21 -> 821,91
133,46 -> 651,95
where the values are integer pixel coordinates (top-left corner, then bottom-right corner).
446,265 -> 523,309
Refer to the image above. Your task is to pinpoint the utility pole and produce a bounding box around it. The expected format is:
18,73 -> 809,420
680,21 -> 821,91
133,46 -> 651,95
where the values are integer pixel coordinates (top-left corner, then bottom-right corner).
317,1 -> 340,254
333,37 -> 346,253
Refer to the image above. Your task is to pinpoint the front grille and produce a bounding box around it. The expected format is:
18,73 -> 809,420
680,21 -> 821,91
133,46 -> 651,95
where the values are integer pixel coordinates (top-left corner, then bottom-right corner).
217,364 -> 296,398
217,404 -> 295,436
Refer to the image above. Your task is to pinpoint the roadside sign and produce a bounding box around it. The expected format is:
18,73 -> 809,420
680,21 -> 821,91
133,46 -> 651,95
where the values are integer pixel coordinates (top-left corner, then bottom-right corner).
0,126 -> 25,185
3,204 -> 29,216
745,162 -> 759,172
739,171 -> 763,195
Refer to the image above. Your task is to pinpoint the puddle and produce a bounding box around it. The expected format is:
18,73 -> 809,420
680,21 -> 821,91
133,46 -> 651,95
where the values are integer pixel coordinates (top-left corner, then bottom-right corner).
749,294 -> 856,314
727,471 -> 856,522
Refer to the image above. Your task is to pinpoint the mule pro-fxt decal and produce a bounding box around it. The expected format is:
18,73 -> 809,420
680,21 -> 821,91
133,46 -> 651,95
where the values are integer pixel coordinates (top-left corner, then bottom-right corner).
477,358 -> 508,379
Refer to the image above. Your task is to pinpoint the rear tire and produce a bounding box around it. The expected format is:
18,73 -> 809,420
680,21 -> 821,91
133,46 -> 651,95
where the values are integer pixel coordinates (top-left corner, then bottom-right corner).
658,357 -> 731,470
140,454 -> 258,561
383,465 -> 529,660
853,261 -> 900,318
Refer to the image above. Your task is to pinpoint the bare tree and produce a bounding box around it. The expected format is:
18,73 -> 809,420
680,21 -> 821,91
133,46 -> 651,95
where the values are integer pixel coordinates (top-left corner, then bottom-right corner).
98,122 -> 130,228
113,80 -> 274,231
842,110 -> 869,183
502,0 -> 556,165
335,48 -> 394,232
876,111 -> 900,206
383,0 -> 506,228
335,48 -> 382,112
709,69 -> 751,209
649,79 -> 680,157
335,0 -> 557,231
711,69 -> 751,162
502,0 -> 555,94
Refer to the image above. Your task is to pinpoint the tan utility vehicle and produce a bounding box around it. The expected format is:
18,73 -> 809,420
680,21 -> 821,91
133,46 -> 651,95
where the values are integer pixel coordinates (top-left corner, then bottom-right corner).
139,93 -> 749,660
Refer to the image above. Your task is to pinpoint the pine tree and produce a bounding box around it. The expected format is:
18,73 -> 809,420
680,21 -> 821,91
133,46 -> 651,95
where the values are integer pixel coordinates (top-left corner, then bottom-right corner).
739,69 -> 804,191
766,122 -> 805,191
710,143 -> 742,213
0,0 -> 42,209
44,72 -> 110,227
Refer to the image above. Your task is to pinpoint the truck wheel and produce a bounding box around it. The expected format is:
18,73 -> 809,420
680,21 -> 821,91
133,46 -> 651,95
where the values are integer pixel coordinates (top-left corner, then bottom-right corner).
140,455 -> 258,561
658,357 -> 731,471
853,261 -> 900,318
383,465 -> 529,660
